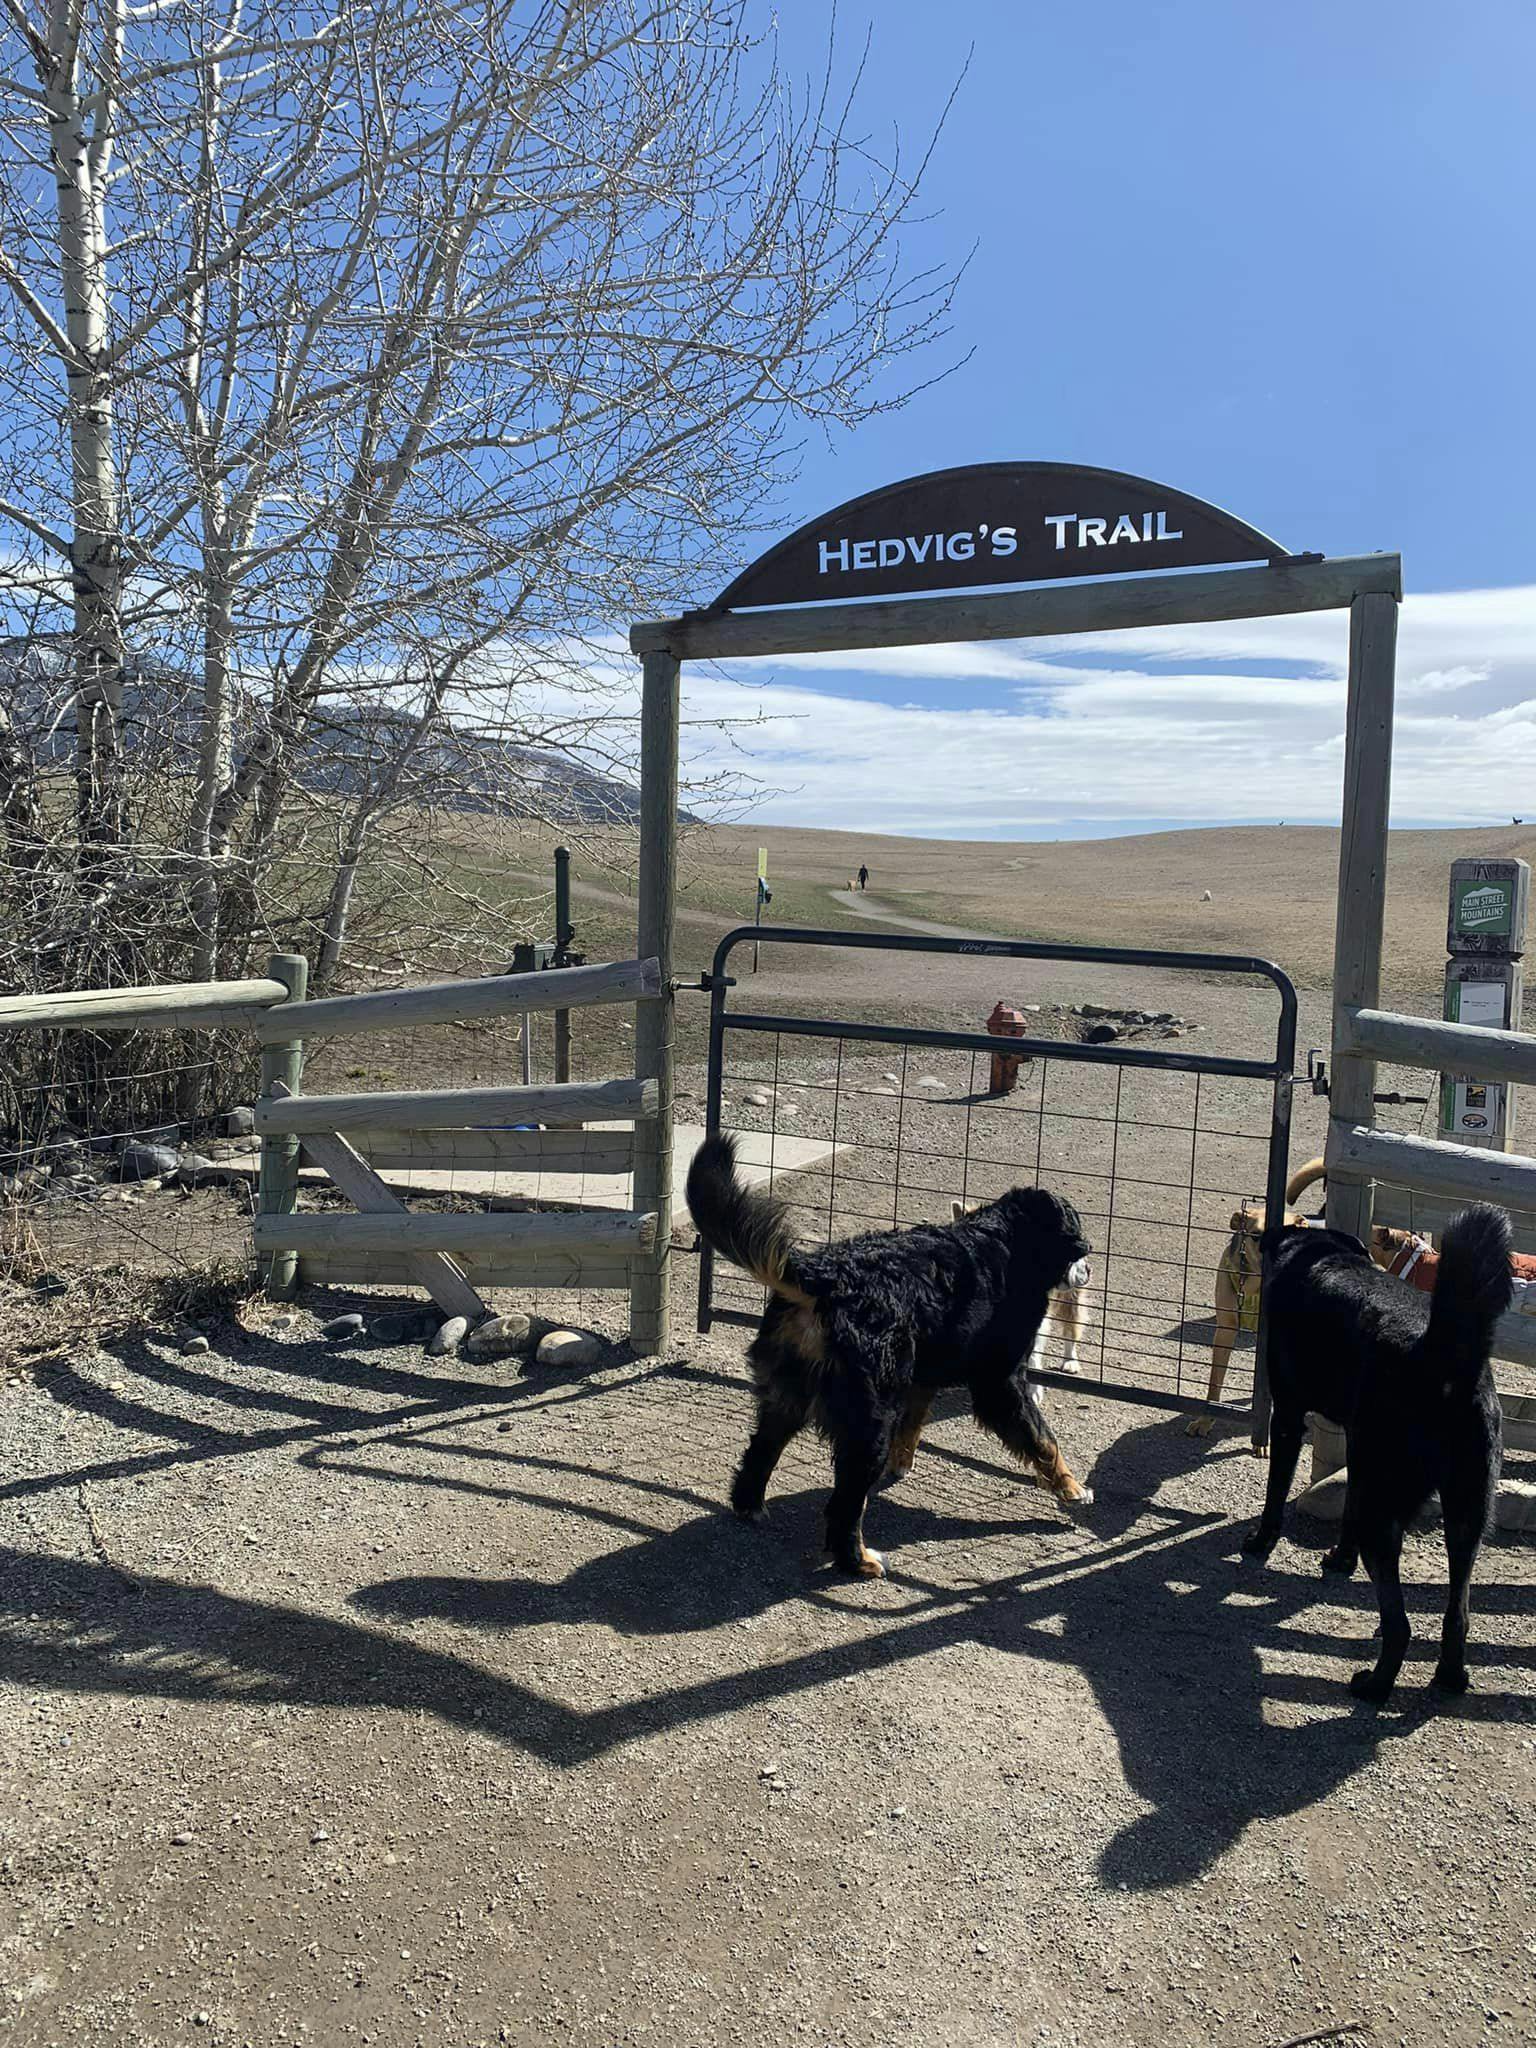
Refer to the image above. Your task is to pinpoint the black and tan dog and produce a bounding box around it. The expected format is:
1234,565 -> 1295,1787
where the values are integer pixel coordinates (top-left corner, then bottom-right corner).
1243,1204 -> 1511,1703
687,1132 -> 1093,1578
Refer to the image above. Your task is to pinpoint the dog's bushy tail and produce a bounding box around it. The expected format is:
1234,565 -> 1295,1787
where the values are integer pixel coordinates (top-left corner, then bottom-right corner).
1425,1204 -> 1514,1383
686,1132 -> 813,1307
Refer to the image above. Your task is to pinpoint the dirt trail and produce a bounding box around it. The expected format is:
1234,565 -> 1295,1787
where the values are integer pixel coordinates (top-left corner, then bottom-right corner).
827,887 -> 1004,942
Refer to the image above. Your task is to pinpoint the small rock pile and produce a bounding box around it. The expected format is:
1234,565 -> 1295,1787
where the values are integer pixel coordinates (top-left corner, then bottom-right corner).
1065,1002 -> 1192,1045
1,1108 -> 259,1205
315,1305 -> 606,1369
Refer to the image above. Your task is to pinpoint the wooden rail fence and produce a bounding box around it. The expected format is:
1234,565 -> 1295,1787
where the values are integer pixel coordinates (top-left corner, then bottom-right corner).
1315,997 -> 1536,1530
2,953 -> 668,1343
1325,1001 -> 1536,1371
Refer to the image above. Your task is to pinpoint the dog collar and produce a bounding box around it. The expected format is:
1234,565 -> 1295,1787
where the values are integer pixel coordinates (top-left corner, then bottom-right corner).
1388,1238 -> 1430,1282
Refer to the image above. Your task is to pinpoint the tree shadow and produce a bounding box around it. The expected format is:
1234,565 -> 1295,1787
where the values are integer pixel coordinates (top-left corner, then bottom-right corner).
1,1322 -> 656,1506
3,1349 -> 1531,1899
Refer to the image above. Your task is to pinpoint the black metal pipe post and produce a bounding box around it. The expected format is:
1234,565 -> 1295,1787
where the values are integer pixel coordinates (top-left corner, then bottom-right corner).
1252,972 -> 1299,1452
695,966 -> 733,1332
553,845 -> 572,1083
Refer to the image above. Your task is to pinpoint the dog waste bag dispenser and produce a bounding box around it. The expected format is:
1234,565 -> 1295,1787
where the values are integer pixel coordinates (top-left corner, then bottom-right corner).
987,1001 -> 1029,1096
1440,857 -> 1529,1149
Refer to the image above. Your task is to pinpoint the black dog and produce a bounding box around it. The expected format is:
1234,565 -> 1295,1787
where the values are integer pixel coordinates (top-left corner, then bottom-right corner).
1243,1205 -> 1511,1702
686,1132 -> 1093,1577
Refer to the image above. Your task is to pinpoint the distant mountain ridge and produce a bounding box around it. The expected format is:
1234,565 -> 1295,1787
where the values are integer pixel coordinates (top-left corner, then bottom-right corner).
0,637 -> 681,826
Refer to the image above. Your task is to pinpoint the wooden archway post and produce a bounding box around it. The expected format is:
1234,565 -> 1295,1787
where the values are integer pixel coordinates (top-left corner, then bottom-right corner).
1326,588 -> 1400,1243
1312,587 -> 1399,1486
629,647 -> 681,1355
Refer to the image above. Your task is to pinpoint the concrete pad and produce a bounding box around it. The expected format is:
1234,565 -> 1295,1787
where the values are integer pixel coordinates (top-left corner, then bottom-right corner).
223,1123 -> 844,1217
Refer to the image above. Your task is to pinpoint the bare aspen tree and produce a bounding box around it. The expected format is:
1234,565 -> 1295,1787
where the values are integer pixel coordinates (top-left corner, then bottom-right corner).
0,0 -> 955,999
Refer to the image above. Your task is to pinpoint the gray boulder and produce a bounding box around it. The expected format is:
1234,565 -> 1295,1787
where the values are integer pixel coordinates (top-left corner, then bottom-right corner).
117,1142 -> 178,1182
464,1312 -> 534,1361
535,1328 -> 603,1370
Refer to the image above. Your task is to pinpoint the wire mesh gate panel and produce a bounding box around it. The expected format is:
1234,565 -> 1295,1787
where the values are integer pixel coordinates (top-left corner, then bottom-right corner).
697,927 -> 1297,1418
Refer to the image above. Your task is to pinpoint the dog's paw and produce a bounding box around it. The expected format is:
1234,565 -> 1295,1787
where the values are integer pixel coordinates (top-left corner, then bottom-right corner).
730,1496 -> 767,1524
1349,1668 -> 1394,1705
1185,1412 -> 1215,1439
1240,1527 -> 1276,1561
1431,1662 -> 1470,1696
1320,1546 -> 1357,1577
1057,1360 -> 1083,1377
841,1546 -> 884,1579
1248,1439 -> 1270,1460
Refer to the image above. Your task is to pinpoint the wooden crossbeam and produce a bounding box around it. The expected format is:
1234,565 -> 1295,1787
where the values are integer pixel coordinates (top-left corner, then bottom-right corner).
253,1207 -> 657,1255
254,956 -> 660,1042
266,1083 -> 487,1323
296,1251 -> 637,1291
256,1077 -> 656,1136
330,1128 -> 636,1174
1340,1005 -> 1536,1088
1326,1121 -> 1536,1211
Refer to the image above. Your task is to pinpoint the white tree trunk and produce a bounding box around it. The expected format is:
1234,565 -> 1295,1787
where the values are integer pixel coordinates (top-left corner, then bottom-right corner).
45,0 -> 126,852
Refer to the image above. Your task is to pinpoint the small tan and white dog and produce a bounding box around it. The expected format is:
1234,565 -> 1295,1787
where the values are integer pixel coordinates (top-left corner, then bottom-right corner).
952,1198 -> 1091,1373
1188,1157 -> 1326,1441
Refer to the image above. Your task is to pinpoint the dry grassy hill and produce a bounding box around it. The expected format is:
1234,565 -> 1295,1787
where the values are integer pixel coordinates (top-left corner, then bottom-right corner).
698,821 -> 1536,995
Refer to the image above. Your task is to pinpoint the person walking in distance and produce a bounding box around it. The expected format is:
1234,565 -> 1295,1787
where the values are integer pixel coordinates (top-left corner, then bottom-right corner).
857,863 -> 869,891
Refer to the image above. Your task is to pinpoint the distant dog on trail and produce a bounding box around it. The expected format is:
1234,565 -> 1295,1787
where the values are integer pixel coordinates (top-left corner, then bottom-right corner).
687,1133 -> 1094,1578
1242,1204 -> 1511,1703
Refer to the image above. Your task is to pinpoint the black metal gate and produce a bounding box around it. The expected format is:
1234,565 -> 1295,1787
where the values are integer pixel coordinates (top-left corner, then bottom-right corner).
697,926 -> 1297,1424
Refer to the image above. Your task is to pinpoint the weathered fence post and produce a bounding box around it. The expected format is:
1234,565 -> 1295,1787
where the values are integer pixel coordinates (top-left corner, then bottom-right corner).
1326,589 -> 1398,1245
629,649 -> 680,1355
1310,585 -> 1399,1488
257,951 -> 309,1297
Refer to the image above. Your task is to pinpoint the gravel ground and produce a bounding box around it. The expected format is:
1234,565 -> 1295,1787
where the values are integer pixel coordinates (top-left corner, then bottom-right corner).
4,941 -> 1536,2047
3,1237 -> 1535,2048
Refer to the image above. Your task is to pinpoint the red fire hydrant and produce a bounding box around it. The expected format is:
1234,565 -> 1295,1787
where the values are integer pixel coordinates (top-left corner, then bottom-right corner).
987,1000 -> 1029,1095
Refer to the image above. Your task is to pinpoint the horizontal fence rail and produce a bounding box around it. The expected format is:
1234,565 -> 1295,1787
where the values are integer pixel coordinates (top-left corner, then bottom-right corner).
1326,1121 -> 1536,1370
254,956 -> 660,1041
1340,1005 -> 1536,1087
293,1250 -> 640,1291
324,1128 -> 637,1175
257,1077 -> 657,1136
1326,1123 -> 1536,1212
252,1208 -> 657,1256
0,976 -> 293,1033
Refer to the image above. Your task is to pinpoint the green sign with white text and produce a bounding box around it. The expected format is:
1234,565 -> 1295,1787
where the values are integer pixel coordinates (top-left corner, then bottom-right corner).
1452,879 -> 1513,939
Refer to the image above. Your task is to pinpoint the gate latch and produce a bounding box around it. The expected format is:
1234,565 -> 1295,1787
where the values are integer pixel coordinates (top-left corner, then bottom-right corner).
1307,1047 -> 1428,1108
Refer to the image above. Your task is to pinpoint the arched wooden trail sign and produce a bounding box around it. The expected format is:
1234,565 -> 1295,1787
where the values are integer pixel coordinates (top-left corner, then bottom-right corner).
625,462 -> 1403,1378
711,460 -> 1291,611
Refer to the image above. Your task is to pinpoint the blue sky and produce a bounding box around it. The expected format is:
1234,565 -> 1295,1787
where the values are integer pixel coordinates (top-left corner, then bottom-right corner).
682,2 -> 1536,839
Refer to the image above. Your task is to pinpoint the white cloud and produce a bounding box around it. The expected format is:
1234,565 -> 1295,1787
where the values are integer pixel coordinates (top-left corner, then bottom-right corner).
515,584 -> 1536,837
1400,665 -> 1488,698
683,583 -> 1536,834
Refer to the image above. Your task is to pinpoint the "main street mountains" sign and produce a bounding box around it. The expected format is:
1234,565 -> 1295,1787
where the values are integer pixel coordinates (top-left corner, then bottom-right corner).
710,462 -> 1290,611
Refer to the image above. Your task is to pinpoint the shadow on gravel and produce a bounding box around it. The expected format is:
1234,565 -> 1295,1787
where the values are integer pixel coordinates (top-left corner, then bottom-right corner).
3,1357 -> 1533,1899
0,1324 -> 640,1506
